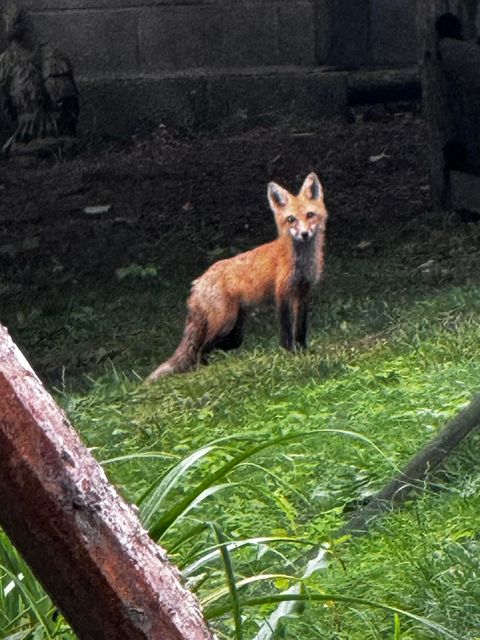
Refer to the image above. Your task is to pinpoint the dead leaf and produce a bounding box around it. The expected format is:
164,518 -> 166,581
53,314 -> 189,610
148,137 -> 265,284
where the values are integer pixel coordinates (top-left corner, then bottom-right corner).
356,240 -> 372,250
369,151 -> 390,163
83,204 -> 112,215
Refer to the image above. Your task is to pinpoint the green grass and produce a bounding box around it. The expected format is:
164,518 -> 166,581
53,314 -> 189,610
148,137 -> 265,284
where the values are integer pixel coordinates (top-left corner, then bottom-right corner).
2,217 -> 480,639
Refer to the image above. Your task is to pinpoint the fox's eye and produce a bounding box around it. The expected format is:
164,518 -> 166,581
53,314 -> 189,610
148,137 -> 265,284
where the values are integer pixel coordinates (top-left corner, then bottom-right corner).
306,211 -> 316,219
286,215 -> 296,224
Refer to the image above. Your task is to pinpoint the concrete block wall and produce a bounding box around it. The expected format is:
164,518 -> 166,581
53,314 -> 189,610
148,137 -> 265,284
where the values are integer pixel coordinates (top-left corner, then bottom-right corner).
326,0 -> 417,68
2,1 -> 321,75
0,0 -> 418,134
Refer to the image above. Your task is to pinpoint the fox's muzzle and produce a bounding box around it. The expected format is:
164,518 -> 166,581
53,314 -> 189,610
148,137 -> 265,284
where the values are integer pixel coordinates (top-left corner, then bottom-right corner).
290,226 -> 318,242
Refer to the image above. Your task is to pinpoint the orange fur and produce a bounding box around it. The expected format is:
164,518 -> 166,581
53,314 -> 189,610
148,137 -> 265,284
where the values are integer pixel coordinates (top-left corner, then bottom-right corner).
145,172 -> 328,381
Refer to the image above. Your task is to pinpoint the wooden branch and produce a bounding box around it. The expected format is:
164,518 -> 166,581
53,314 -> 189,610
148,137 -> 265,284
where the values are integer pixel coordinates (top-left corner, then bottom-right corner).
344,394 -> 480,534
0,324 -> 215,640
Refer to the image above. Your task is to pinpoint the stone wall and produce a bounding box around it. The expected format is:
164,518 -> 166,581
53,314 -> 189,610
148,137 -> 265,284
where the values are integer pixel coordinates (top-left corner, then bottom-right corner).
0,0 -> 418,134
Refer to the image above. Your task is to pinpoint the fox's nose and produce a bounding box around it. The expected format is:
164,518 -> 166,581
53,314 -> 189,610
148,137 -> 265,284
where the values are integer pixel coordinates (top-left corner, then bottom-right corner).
301,231 -> 309,241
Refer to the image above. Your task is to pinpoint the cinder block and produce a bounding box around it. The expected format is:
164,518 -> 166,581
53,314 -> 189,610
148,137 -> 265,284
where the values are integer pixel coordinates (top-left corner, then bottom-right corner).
139,5 -> 214,72
32,10 -> 139,76
0,0 -> 418,139
78,75 -> 208,135
206,70 -> 348,123
277,1 -> 316,65
370,0 -> 417,66
77,69 -> 348,136
18,0 -> 213,9
312,0 -> 333,64
327,0 -> 370,68
213,3 -> 279,67
139,2 -> 317,72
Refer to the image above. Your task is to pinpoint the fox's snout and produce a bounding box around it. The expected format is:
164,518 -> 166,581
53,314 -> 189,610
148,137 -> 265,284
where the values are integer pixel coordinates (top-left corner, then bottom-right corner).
290,223 -> 317,242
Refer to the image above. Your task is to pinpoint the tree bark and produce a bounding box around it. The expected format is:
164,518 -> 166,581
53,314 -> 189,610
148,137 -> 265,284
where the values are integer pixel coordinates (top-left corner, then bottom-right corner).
0,323 -> 215,640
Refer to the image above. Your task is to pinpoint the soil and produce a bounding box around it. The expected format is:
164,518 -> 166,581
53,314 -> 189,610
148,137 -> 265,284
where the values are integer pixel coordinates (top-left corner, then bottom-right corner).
0,104 -> 435,342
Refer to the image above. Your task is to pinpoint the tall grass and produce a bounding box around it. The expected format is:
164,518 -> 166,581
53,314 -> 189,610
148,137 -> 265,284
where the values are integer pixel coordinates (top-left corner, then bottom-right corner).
0,531 -> 70,639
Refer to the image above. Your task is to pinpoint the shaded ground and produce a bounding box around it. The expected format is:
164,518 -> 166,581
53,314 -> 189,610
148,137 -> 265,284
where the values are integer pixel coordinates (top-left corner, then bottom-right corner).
0,104 -> 455,386
0,106 -> 429,286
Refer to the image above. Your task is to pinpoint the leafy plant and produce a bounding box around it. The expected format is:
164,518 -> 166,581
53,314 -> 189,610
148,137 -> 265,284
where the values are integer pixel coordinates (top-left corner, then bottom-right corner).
0,531 -> 71,639
116,433 -> 461,639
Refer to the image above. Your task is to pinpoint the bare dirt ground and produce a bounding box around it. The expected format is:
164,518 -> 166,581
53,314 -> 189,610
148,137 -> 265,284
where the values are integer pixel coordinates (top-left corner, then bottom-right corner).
0,105 -> 430,293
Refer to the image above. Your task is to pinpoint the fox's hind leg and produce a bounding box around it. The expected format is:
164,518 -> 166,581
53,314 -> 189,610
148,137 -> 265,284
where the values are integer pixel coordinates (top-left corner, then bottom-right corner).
202,309 -> 245,362
212,309 -> 245,351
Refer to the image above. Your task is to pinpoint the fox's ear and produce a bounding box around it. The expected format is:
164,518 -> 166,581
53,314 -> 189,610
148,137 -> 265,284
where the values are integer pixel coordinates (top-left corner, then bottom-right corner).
267,182 -> 290,210
300,172 -> 323,201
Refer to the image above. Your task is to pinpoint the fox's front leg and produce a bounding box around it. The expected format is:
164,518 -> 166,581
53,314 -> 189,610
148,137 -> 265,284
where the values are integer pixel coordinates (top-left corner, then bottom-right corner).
293,294 -> 309,349
278,298 -> 294,350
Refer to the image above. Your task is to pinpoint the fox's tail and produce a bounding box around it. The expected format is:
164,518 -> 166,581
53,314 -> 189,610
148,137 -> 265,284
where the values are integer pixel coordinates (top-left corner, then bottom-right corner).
144,309 -> 207,382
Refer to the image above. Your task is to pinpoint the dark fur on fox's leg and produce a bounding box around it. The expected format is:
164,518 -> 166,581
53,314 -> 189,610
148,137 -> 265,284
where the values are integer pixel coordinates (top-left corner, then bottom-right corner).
279,299 -> 294,350
294,298 -> 309,349
213,309 -> 246,351
200,310 -> 245,364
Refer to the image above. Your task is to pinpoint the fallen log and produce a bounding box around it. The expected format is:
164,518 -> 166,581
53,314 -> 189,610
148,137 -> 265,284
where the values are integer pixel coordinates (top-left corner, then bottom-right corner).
0,323 -> 215,640
255,393 -> 480,638
344,393 -> 480,533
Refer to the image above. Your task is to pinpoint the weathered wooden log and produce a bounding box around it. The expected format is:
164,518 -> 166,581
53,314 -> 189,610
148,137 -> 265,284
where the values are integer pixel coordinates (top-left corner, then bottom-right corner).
0,323 -> 215,640
417,0 -> 480,210
439,36 -> 480,175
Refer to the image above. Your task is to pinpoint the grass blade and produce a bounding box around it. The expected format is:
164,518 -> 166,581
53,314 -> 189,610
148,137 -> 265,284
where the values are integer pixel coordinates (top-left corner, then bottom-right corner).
147,429 -> 389,540
205,592 -> 462,640
394,612 -> 401,640
183,535 -> 314,577
101,451 -> 177,465
139,444 -> 217,527
212,524 -> 242,640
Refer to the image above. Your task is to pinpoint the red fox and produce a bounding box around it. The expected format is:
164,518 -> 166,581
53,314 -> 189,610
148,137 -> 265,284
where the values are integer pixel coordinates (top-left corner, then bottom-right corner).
145,172 -> 327,382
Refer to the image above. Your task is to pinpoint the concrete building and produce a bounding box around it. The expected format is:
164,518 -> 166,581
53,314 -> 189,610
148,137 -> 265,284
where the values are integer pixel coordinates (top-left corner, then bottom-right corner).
0,0 -> 417,135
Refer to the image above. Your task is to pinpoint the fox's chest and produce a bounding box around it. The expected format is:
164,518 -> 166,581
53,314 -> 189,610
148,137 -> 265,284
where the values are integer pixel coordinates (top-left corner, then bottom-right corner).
290,239 -> 319,288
